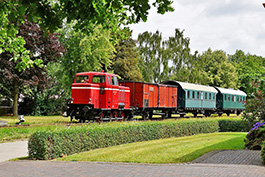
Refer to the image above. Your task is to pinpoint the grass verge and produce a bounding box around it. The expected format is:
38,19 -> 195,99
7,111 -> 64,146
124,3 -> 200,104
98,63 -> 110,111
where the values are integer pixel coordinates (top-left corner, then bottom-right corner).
0,116 -> 69,125
58,132 -> 246,163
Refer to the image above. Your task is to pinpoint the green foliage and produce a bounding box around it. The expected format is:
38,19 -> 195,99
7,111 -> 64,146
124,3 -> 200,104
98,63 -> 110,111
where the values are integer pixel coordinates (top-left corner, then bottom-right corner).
197,49 -> 238,88
228,50 -> 265,97
245,122 -> 265,150
28,119 -> 219,160
137,29 -> 193,83
113,31 -> 143,81
54,24 -> 115,97
218,119 -> 249,132
261,141 -> 265,164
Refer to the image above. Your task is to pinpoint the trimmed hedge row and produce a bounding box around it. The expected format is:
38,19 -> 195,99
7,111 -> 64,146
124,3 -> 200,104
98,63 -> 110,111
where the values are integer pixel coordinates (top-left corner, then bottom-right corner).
28,119 -> 219,160
218,118 -> 249,132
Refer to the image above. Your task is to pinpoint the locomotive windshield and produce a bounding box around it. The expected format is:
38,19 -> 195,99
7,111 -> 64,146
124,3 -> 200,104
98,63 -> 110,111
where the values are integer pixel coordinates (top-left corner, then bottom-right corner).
92,75 -> 105,83
76,75 -> 89,83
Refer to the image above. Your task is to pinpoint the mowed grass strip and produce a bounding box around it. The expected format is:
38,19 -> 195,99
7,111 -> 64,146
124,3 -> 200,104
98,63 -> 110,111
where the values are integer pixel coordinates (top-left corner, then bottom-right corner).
59,132 -> 246,163
0,116 -> 69,125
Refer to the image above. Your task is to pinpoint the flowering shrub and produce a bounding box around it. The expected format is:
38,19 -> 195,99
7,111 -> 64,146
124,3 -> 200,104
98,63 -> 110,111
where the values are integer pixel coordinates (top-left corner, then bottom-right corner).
245,121 -> 265,150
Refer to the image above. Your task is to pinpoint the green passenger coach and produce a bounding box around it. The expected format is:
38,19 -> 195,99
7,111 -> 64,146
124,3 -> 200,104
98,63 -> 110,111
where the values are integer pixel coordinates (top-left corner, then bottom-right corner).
215,87 -> 246,116
162,81 -> 218,117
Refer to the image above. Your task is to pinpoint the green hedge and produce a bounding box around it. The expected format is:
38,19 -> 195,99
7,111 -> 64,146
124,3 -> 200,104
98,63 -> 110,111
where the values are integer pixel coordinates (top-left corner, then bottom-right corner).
218,119 -> 249,132
28,119 -> 219,160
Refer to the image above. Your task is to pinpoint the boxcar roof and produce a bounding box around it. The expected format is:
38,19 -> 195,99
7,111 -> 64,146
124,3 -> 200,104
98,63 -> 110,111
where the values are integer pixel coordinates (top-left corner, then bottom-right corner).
162,81 -> 217,93
215,87 -> 247,96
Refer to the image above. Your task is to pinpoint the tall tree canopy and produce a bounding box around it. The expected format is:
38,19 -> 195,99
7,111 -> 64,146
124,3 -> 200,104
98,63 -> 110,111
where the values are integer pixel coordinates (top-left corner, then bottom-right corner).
228,50 -> 265,96
1,0 -> 174,71
198,49 -> 238,89
137,29 -> 194,83
52,24 -> 115,97
0,20 -> 64,116
113,31 -> 143,81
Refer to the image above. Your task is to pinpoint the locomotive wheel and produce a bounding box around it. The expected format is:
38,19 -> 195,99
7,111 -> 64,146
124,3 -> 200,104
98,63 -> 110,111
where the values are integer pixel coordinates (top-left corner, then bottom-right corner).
112,111 -> 118,121
97,112 -> 104,123
119,111 -> 125,122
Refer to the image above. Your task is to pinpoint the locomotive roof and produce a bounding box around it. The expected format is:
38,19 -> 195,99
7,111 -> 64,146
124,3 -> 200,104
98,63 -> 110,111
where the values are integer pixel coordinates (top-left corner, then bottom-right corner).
162,81 -> 218,93
215,87 -> 247,96
76,72 -> 117,76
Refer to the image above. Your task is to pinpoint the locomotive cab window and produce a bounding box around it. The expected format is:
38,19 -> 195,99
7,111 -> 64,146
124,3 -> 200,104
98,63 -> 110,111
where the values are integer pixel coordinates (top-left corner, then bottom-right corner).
112,76 -> 119,86
92,75 -> 105,83
76,75 -> 89,83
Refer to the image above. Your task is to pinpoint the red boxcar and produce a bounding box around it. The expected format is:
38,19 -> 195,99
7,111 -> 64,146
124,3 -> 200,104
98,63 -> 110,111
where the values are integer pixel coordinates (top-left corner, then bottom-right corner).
119,81 -> 177,119
64,71 -> 131,122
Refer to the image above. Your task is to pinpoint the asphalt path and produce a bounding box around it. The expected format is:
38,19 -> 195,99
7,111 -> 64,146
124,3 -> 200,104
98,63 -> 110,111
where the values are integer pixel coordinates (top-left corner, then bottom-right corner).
0,141 -> 28,162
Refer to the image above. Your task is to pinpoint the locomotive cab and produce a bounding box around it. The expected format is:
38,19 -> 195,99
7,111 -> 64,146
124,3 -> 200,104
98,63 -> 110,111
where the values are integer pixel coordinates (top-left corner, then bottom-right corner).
64,71 -> 130,122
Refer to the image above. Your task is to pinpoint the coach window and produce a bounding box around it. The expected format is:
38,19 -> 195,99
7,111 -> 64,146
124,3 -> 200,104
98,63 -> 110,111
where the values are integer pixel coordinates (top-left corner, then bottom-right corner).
232,95 -> 234,102
213,94 -> 215,100
187,91 -> 190,99
209,93 -> 211,100
197,92 -> 200,100
205,93 -> 207,100
192,91 -> 195,99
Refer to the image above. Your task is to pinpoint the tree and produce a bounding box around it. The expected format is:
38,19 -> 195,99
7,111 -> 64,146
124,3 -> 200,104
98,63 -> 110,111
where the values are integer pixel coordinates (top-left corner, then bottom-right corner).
137,29 -> 194,83
113,31 -> 143,81
0,20 -> 64,116
228,50 -> 265,97
198,49 -> 238,88
1,0 -> 174,71
54,24 -> 115,97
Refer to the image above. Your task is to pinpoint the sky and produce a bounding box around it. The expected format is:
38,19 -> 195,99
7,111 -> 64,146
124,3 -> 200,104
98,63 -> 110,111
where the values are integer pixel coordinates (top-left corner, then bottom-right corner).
129,0 -> 265,57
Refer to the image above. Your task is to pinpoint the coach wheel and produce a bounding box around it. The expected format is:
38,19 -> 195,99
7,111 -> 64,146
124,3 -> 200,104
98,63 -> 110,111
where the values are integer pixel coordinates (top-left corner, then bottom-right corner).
226,113 -> 230,116
142,112 -> 148,120
149,111 -> 153,120
79,118 -> 85,123
180,113 -> 185,118
236,111 -> 241,116
70,115 -> 74,122
218,113 -> 223,117
162,111 -> 168,119
168,112 -> 172,118
193,113 -> 197,118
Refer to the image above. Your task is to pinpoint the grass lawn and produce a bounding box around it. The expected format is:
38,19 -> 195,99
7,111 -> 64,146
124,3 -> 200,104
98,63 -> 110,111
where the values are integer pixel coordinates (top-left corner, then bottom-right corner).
0,115 -> 69,125
59,132 -> 247,163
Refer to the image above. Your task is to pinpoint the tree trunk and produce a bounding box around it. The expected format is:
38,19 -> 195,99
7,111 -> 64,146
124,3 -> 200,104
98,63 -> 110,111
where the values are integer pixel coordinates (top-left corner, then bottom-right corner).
13,79 -> 18,116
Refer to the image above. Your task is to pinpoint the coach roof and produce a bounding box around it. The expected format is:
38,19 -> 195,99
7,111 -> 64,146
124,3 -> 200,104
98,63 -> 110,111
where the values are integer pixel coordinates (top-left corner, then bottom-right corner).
162,81 -> 218,93
215,87 -> 247,96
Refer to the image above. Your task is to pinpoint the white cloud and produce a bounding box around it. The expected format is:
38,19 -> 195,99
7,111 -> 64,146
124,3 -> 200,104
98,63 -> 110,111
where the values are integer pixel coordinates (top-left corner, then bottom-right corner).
128,0 -> 265,57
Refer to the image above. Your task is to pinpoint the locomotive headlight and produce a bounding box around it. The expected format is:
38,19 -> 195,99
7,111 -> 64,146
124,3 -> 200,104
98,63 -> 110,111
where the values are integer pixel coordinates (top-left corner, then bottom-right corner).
71,98 -> 74,104
89,98 -> 91,104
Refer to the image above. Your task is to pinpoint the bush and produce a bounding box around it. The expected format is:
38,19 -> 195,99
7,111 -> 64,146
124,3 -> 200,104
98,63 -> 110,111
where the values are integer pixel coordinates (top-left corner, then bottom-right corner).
28,119 -> 219,160
245,122 -> 265,150
261,142 -> 265,164
218,119 -> 249,132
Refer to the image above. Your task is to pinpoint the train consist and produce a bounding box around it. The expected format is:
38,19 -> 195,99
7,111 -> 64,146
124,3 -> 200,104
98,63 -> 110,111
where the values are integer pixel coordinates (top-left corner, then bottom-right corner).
63,71 -> 247,122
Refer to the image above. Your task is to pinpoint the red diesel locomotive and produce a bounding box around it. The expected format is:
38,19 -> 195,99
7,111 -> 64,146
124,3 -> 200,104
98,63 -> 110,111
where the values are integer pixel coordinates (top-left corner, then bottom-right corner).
63,71 -> 178,122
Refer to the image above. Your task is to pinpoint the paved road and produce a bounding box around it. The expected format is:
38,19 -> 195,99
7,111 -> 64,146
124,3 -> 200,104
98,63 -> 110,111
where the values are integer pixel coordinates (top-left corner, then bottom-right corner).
0,141 -> 265,177
1,161 -> 265,177
0,141 -> 28,162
